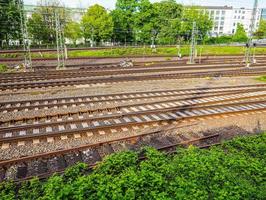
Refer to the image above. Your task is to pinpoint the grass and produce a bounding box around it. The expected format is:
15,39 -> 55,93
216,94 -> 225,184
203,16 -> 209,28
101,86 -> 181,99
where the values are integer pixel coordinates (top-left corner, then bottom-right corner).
257,76 -> 266,82
1,45 -> 266,59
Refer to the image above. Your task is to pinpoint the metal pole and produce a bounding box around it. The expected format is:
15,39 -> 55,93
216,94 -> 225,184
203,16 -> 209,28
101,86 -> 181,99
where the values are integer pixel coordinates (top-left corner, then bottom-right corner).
55,13 -> 60,68
18,0 -> 32,70
55,12 -> 65,69
91,27 -> 94,47
188,21 -> 197,64
245,0 -> 258,67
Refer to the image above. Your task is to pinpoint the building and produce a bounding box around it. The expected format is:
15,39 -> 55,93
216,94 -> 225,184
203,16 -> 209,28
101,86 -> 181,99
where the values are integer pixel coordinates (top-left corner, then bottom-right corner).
24,5 -> 85,22
261,8 -> 266,20
201,6 -> 262,37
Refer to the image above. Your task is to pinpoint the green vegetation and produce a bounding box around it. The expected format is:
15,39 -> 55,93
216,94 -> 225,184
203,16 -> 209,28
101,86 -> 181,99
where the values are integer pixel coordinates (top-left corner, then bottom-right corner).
257,76 -> 266,82
31,46 -> 266,58
0,0 -> 22,48
0,64 -> 7,72
232,23 -> 248,43
82,4 -> 114,45
1,45 -> 266,59
25,0 -> 213,47
254,19 -> 266,39
0,133 -> 265,199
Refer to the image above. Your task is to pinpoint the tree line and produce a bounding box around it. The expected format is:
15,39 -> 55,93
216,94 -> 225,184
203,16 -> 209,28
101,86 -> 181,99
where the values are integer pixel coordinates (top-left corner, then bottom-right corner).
1,0 -> 266,48
0,0 -> 22,47
27,0 -> 214,46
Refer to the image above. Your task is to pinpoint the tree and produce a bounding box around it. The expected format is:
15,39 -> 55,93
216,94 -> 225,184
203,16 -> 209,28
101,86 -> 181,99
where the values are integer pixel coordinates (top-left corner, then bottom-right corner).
81,4 -> 113,46
27,0 -> 68,45
232,23 -> 248,43
153,0 -> 183,45
111,0 -> 139,44
0,0 -> 22,47
254,19 -> 266,39
180,7 -> 213,41
64,21 -> 82,45
133,0 -> 158,44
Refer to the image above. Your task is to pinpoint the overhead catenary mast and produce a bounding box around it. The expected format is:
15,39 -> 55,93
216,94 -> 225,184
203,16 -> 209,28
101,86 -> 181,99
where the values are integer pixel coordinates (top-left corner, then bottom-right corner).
188,21 -> 197,64
18,0 -> 32,70
245,0 -> 259,67
55,11 -> 66,69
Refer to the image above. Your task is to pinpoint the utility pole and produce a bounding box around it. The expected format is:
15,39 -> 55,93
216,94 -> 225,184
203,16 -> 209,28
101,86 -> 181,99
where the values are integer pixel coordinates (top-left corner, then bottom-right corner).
188,21 -> 197,64
91,27 -> 94,47
151,29 -> 157,53
18,0 -> 32,70
55,12 -> 66,69
245,0 -> 258,67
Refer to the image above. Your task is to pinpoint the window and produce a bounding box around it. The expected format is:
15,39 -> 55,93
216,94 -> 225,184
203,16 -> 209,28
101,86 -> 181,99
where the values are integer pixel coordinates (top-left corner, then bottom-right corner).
211,10 -> 214,15
233,22 -> 236,26
242,16 -> 245,19
234,16 -> 236,19
215,17 -> 219,20
238,16 -> 240,19
221,17 -> 225,20
232,29 -> 235,33
220,21 -> 224,25
242,11 -> 245,14
222,11 -> 225,15
216,10 -> 220,15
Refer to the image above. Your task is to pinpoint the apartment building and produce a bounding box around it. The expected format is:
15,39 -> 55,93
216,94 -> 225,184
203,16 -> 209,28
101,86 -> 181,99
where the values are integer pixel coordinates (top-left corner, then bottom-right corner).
202,6 -> 262,36
24,5 -> 85,22
261,8 -> 266,20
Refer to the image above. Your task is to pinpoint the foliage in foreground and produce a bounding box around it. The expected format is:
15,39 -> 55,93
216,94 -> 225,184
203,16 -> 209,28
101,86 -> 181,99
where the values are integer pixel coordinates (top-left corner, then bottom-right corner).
0,64 -> 7,73
0,133 -> 266,200
257,76 -> 266,82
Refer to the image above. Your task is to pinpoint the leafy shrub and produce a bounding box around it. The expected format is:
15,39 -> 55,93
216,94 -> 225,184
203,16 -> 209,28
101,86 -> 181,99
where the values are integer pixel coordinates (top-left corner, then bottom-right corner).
1,133 -> 265,199
0,64 -> 7,72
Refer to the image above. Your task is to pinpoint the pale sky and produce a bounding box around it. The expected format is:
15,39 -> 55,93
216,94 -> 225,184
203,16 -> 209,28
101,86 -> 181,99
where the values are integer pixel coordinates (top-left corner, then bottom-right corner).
24,0 -> 266,9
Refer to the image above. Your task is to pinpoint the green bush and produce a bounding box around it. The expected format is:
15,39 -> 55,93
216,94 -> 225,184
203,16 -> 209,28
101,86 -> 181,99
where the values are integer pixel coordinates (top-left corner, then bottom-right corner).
257,76 -> 266,82
0,64 -> 7,72
205,36 -> 233,44
0,133 -> 265,199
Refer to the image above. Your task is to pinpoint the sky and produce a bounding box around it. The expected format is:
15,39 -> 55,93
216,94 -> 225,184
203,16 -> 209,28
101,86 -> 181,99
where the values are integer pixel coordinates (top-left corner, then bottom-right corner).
24,0 -> 266,9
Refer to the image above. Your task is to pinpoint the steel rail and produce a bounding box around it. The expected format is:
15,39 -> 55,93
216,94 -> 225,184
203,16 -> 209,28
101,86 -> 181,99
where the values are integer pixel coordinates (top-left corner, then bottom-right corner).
1,99 -> 266,146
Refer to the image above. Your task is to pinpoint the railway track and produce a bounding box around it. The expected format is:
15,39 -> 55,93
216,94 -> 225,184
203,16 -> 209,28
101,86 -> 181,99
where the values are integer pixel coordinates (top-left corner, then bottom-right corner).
1,90 -> 266,148
0,127 -> 222,182
30,57 -> 258,70
1,53 -> 266,63
1,84 -> 266,114
0,63 -> 251,83
1,85 -> 266,181
2,61 -> 266,81
1,67 -> 266,91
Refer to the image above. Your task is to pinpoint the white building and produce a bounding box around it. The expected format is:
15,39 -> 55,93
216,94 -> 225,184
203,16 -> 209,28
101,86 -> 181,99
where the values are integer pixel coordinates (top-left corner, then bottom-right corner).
201,6 -> 262,37
24,5 -> 85,22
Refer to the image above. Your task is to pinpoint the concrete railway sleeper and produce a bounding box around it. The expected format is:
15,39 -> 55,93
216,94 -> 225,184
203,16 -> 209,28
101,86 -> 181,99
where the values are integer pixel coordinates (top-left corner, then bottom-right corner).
2,61 -> 264,79
1,99 -> 266,148
31,58 -> 266,71
1,89 -> 266,128
1,68 -> 266,91
0,63 -> 254,83
1,86 -> 266,113
0,130 -> 222,182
